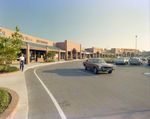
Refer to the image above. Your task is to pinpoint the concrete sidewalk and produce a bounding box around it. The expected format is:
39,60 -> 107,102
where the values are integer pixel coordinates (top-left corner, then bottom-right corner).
0,59 -> 84,119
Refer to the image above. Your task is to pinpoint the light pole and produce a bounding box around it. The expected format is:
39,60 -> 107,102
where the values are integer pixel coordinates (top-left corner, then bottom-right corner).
135,36 -> 137,57
135,36 -> 137,49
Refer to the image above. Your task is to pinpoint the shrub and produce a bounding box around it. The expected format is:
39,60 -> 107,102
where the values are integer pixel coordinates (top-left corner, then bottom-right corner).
104,58 -> 117,63
0,65 -> 19,73
45,59 -> 55,62
5,66 -> 19,72
0,89 -> 11,115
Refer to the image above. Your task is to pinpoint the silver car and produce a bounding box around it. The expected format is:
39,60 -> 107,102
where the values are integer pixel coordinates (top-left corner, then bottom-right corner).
129,58 -> 143,65
141,57 -> 147,61
114,58 -> 129,65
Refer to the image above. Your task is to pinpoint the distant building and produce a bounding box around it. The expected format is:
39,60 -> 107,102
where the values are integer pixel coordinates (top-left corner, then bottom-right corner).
139,51 -> 150,56
111,48 -> 139,57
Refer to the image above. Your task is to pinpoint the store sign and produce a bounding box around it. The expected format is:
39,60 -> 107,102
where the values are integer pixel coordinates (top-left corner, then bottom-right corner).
36,39 -> 48,44
125,49 -> 133,52
21,36 -> 33,41
0,31 -> 5,35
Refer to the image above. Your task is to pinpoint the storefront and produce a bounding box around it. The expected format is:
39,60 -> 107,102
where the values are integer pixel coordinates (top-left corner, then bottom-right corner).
111,48 -> 139,57
0,27 -> 140,65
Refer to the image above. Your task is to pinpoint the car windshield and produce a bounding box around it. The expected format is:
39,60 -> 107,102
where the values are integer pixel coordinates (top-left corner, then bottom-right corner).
92,59 -> 106,63
131,59 -> 139,61
116,58 -> 125,61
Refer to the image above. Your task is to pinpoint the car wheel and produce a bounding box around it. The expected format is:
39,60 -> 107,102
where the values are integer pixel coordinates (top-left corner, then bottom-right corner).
108,71 -> 112,74
93,67 -> 98,74
84,65 -> 87,70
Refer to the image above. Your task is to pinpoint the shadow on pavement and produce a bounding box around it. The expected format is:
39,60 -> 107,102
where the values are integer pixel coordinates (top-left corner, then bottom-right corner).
42,68 -> 109,77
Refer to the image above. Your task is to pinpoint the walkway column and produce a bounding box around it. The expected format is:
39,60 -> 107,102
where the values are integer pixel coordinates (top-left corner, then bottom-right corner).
65,51 -> 68,60
34,50 -> 36,61
70,51 -> 72,59
46,46 -> 48,59
80,52 -> 82,59
80,44 -> 82,59
26,44 -> 30,64
84,53 -> 86,58
58,49 -> 60,61
76,52 -> 78,59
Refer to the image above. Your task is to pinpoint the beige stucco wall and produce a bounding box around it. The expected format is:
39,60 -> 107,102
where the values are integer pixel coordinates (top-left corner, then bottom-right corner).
93,47 -> 103,53
0,27 -> 57,46
81,47 -> 86,50
86,47 -> 103,53
66,40 -> 81,52
56,42 -> 66,50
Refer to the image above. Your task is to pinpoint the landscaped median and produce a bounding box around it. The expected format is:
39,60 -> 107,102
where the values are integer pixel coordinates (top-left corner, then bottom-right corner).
0,87 -> 19,119
104,58 -> 117,63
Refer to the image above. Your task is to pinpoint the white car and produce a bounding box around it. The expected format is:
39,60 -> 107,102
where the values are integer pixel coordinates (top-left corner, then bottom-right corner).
129,57 -> 143,65
114,58 -> 129,65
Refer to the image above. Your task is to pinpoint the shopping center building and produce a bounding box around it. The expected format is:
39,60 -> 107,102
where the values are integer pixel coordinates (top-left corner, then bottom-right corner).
0,27 -> 139,64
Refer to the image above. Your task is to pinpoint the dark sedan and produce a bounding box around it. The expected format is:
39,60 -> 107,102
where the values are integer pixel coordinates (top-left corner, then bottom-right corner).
83,58 -> 116,74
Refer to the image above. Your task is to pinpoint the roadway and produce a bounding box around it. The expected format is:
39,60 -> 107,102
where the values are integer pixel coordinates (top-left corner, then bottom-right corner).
25,60 -> 150,119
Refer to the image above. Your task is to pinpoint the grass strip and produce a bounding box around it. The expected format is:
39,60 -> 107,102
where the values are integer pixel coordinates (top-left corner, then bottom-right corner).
0,88 -> 11,115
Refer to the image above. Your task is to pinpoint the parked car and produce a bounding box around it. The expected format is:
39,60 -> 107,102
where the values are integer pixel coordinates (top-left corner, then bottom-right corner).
147,56 -> 150,66
129,57 -> 143,65
126,57 -> 131,61
83,58 -> 116,74
114,58 -> 129,65
140,57 -> 147,61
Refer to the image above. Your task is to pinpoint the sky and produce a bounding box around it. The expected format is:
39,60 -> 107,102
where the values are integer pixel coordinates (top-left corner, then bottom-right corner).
0,0 -> 149,51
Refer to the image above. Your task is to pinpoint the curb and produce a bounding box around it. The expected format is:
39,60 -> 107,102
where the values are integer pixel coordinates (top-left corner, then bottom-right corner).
0,70 -> 21,76
0,87 -> 19,119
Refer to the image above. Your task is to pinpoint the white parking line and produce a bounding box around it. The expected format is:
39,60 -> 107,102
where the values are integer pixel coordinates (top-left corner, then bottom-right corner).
34,68 -> 67,119
144,73 -> 150,77
143,63 -> 148,67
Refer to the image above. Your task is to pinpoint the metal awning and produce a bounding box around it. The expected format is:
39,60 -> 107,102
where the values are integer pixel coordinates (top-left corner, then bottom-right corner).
82,50 -> 92,54
22,41 -> 65,51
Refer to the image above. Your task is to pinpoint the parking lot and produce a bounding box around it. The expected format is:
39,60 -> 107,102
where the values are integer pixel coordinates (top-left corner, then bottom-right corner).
25,60 -> 150,119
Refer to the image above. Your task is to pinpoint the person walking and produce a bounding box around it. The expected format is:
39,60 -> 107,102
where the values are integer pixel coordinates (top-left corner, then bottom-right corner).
20,53 -> 25,71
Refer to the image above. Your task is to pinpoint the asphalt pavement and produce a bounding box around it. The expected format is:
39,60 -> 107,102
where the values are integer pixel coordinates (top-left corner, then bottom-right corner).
25,61 -> 150,119
0,60 -> 149,119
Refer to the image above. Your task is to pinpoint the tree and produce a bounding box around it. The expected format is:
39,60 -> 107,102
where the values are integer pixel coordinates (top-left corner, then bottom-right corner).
0,26 -> 24,63
47,51 -> 56,59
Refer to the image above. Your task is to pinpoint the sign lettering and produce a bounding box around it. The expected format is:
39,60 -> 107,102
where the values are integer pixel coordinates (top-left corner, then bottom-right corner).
36,39 -> 48,44
21,36 -> 33,41
125,49 -> 133,52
